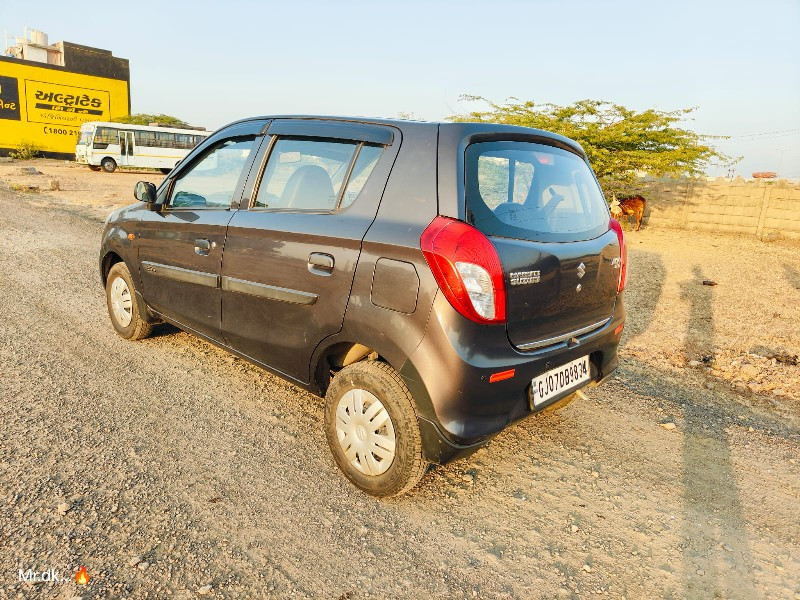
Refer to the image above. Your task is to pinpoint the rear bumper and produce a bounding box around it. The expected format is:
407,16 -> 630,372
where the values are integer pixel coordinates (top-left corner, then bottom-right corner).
402,292 -> 624,464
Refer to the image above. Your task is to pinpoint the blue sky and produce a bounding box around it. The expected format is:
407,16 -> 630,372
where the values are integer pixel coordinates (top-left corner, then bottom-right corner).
2,0 -> 798,177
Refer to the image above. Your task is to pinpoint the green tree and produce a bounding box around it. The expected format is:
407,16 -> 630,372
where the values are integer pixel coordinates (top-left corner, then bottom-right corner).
449,96 -> 736,195
112,113 -> 191,128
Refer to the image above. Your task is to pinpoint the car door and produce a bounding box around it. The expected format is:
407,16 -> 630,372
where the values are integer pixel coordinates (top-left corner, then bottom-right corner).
220,119 -> 400,383
137,121 -> 265,340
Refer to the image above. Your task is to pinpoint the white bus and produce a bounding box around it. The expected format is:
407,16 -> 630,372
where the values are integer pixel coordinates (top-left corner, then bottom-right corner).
75,121 -> 210,173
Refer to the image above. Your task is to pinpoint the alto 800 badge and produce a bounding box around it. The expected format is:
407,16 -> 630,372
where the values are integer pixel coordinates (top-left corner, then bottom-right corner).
510,270 -> 541,286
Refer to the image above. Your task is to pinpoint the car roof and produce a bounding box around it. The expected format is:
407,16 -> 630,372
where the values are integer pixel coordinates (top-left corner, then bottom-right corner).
225,115 -> 586,158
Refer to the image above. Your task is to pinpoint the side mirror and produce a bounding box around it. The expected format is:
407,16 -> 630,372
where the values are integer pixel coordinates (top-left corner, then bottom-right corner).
134,181 -> 159,210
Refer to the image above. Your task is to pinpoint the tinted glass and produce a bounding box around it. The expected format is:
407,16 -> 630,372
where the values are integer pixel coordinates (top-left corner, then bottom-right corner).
156,132 -> 176,148
170,136 -> 255,209
131,130 -> 199,149
340,144 -> 382,208
465,141 -> 609,241
134,130 -> 157,147
93,126 -> 119,148
254,138 -> 359,210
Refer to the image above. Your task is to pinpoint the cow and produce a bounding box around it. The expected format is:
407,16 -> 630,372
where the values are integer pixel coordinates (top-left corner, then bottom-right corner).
610,194 -> 647,231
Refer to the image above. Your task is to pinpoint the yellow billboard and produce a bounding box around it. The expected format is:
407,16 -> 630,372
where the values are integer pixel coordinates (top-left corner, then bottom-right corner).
0,59 -> 129,157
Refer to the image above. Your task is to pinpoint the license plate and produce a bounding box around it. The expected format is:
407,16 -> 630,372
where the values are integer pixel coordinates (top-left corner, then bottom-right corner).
531,355 -> 591,408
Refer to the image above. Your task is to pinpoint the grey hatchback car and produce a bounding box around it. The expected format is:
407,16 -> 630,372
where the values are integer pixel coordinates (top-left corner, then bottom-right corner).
100,116 -> 626,496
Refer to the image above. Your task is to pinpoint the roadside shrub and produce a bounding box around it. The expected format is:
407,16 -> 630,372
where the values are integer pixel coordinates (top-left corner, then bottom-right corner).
10,183 -> 41,193
10,140 -> 40,160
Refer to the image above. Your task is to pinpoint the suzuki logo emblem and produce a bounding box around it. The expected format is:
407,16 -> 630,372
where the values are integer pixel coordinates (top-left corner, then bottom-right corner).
577,262 -> 586,279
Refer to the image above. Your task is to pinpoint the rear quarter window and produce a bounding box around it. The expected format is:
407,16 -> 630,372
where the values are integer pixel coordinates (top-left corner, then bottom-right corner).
465,141 -> 610,243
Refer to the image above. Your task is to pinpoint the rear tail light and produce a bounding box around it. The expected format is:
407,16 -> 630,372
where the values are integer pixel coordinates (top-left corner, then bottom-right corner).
609,218 -> 627,293
421,216 -> 507,324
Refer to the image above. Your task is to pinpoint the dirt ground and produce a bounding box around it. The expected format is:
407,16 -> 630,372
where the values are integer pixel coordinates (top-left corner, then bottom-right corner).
0,159 -> 167,218
0,159 -> 798,599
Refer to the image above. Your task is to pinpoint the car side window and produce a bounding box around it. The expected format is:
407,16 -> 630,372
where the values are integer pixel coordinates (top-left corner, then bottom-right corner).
169,136 -> 256,209
253,138 -> 383,211
340,144 -> 382,208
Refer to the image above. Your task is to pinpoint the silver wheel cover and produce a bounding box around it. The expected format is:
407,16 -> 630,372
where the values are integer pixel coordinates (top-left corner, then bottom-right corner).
109,276 -> 133,327
335,388 -> 396,476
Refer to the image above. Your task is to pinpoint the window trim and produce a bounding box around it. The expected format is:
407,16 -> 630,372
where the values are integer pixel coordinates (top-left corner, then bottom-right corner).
267,119 -> 393,145
338,143 -> 385,210
247,135 -> 371,214
336,144 -> 362,207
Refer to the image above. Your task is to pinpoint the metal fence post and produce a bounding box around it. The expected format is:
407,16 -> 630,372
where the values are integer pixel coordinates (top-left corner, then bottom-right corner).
756,183 -> 772,238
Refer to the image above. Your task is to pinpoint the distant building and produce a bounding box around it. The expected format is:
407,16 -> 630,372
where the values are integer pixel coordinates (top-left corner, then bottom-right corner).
0,29 -> 130,158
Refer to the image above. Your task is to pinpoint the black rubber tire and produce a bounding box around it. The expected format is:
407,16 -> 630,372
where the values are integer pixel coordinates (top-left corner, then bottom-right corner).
324,360 -> 428,497
101,157 -> 117,173
88,165 -> 102,172
105,262 -> 154,341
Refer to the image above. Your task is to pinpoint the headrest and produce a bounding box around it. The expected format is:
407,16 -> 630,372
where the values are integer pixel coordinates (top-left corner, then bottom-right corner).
282,165 -> 336,210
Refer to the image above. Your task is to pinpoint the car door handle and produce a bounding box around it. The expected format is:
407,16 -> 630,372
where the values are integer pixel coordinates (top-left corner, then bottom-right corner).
308,252 -> 334,275
195,238 -> 212,256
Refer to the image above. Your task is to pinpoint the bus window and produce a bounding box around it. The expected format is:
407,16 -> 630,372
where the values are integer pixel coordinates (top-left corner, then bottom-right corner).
94,127 -> 119,149
135,130 -> 157,147
177,134 -> 194,149
157,132 -> 178,148
78,127 -> 94,146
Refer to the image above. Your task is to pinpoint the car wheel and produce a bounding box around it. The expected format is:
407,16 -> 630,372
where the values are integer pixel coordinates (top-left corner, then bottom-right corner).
324,360 -> 428,497
105,262 -> 153,340
88,165 -> 102,172
101,157 -> 117,173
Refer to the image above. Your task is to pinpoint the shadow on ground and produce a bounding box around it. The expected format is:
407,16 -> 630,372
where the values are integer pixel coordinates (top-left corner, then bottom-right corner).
678,265 -> 757,597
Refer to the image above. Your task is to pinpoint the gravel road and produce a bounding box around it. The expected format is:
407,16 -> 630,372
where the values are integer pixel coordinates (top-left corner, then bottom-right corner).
1,164 -> 799,599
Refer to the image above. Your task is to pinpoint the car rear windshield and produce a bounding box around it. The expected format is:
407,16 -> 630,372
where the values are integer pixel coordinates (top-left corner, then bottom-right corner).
465,141 -> 610,242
